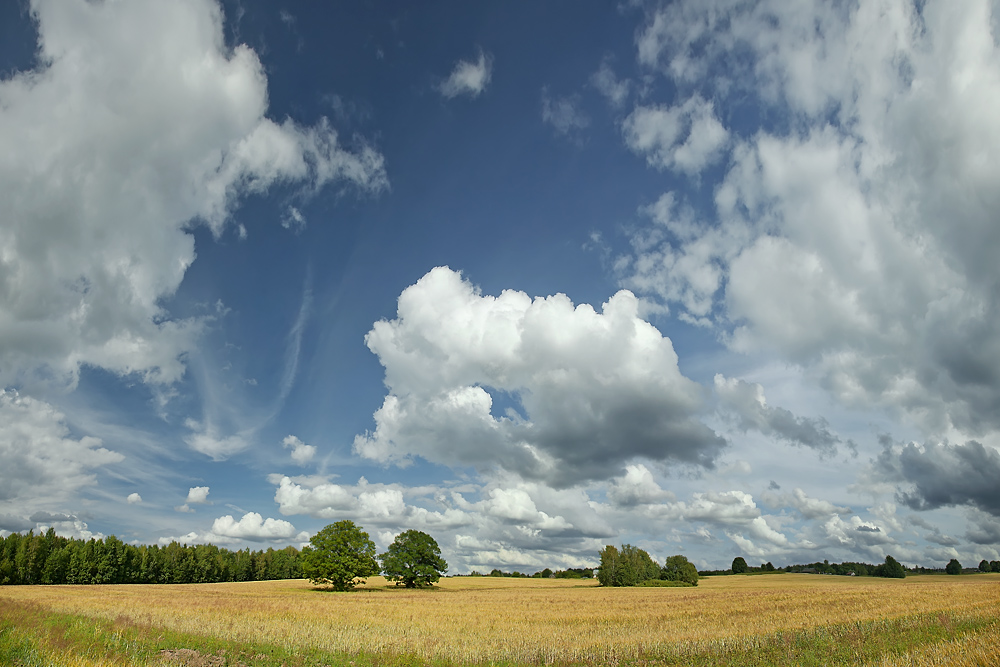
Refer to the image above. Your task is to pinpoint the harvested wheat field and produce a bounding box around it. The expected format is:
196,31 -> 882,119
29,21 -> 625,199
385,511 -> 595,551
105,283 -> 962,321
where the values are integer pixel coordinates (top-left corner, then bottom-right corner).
2,573 -> 999,666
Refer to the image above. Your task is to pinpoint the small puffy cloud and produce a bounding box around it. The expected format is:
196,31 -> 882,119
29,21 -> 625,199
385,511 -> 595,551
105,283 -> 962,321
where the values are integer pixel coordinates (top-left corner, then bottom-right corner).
541,88 -> 590,137
353,267 -> 725,486
282,435 -> 316,465
126,493 -> 142,504
0,390 -> 122,513
438,50 -> 493,99
209,512 -> 303,542
186,486 -> 211,504
622,95 -> 728,174
159,512 -> 308,546
715,375 -> 850,456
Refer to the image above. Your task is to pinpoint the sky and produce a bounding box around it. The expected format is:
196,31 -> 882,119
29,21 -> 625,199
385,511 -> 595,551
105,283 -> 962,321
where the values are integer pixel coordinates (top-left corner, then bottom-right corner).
2,0 -> 1000,574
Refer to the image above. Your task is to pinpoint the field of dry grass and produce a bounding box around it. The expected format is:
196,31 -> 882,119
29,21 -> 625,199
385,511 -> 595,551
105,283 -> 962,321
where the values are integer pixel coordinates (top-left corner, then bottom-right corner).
2,573 -> 999,665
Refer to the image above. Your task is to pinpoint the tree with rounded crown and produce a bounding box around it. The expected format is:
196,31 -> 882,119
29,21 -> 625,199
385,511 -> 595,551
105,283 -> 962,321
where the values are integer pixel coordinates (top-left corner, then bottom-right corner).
879,554 -> 906,578
945,558 -> 962,575
661,554 -> 699,586
978,559 -> 990,573
731,556 -> 749,574
301,520 -> 379,591
380,530 -> 448,588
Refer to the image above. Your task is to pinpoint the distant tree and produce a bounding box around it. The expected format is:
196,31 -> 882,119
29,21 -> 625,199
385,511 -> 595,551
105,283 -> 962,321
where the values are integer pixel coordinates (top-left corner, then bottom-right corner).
598,545 -> 660,586
991,561 -> 1000,573
379,530 -> 447,588
875,555 -> 906,578
979,559 -> 991,573
541,568 -> 553,578
661,555 -> 699,586
597,545 -> 620,587
489,568 -> 504,577
300,520 -> 379,591
732,557 -> 749,574
945,559 -> 962,575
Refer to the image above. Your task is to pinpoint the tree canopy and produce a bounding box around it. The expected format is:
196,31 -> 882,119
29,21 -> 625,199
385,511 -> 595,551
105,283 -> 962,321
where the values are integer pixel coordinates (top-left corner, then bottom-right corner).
301,520 -> 379,591
597,544 -> 662,587
380,529 -> 448,588
945,558 -> 962,575
661,555 -> 699,586
731,557 -> 749,574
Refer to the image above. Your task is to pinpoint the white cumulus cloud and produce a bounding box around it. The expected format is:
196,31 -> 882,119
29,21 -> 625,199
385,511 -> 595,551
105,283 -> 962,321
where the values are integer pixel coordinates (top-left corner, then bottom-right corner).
622,95 -> 729,174
353,267 -> 725,486
282,435 -> 316,465
0,0 -> 386,389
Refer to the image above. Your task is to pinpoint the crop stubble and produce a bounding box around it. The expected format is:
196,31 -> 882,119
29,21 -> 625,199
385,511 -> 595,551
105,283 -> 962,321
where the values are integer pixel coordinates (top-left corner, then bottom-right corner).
1,573 -> 998,665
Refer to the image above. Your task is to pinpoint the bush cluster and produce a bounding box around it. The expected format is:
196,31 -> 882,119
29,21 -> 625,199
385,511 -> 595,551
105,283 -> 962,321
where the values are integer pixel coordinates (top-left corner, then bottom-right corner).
596,544 -> 698,587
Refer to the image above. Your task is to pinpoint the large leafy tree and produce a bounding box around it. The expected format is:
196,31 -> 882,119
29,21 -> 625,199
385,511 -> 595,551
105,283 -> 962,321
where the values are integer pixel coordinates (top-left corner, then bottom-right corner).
379,530 -> 448,588
731,557 -> 749,574
945,558 -> 962,575
661,555 -> 699,586
873,554 -> 906,578
301,520 -> 379,591
597,544 -> 660,586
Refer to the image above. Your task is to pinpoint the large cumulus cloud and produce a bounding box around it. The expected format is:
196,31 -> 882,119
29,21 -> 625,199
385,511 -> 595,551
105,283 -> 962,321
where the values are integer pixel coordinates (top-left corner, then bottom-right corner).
353,267 -> 725,486
618,0 -> 1000,443
0,0 -> 386,388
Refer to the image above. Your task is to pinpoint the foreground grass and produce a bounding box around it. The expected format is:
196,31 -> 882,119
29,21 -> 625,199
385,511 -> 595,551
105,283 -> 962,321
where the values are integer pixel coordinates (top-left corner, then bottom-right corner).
1,574 -> 998,665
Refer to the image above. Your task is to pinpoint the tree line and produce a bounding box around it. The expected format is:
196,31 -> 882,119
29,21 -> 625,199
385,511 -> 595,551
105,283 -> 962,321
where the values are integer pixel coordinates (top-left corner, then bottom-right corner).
0,529 -> 301,585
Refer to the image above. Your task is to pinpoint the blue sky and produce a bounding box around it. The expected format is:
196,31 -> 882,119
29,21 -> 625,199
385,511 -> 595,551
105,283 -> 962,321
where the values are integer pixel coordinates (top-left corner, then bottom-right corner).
3,0 -> 1000,573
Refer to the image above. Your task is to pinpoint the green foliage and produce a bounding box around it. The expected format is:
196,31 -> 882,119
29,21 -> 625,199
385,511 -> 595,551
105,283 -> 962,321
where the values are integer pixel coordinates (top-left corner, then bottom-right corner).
637,578 -> 693,587
597,544 -> 661,587
945,558 -> 962,575
731,556 -> 749,574
300,520 -> 379,591
979,559 -> 990,573
379,530 -> 447,588
872,555 -> 906,578
599,545 -> 695,587
662,554 -> 699,586
992,560 -> 1000,573
0,531 -> 299,586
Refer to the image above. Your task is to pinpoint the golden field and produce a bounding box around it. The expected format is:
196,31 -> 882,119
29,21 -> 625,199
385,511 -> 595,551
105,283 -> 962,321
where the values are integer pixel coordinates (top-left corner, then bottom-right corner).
2,573 -> 999,665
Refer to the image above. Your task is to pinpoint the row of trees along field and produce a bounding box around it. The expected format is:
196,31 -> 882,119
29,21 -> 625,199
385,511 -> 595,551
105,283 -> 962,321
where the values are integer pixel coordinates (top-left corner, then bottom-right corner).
0,529 -> 301,585
703,555 -> 908,577
597,544 -> 699,587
